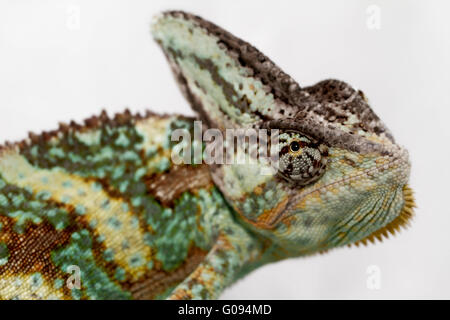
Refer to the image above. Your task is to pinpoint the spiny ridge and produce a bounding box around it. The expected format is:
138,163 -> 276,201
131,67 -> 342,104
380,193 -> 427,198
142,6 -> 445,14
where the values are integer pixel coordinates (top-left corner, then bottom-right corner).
351,184 -> 416,247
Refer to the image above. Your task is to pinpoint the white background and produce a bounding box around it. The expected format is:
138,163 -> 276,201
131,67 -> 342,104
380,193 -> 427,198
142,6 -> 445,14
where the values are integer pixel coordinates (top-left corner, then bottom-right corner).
0,0 -> 449,299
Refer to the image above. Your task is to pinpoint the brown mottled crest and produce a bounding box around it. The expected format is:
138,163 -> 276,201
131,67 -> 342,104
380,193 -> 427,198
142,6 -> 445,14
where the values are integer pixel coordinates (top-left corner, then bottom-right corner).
152,11 -> 395,155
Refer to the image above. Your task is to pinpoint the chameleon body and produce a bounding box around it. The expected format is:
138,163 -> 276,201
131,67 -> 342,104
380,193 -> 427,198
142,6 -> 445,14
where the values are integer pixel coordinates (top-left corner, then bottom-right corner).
0,11 -> 414,299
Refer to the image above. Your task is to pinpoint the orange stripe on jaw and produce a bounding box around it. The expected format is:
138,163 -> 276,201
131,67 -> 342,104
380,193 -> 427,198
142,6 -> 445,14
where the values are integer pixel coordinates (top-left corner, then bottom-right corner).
235,196 -> 289,230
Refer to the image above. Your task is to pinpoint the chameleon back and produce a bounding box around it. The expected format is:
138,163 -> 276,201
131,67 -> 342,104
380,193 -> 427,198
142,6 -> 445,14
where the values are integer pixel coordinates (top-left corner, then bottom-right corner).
0,112 -> 232,299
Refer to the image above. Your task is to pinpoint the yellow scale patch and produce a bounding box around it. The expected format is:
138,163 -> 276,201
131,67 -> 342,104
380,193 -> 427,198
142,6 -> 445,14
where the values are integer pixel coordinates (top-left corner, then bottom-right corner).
136,116 -> 171,151
0,151 -> 150,280
136,116 -> 173,171
0,273 -> 64,300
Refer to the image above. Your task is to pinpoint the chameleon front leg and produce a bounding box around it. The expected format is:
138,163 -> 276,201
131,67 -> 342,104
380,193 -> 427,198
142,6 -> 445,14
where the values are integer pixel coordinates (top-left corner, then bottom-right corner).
167,227 -> 262,300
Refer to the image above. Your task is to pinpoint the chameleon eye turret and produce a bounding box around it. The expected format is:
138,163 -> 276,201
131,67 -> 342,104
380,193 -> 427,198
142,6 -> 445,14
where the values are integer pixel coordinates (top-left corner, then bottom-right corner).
276,131 -> 328,186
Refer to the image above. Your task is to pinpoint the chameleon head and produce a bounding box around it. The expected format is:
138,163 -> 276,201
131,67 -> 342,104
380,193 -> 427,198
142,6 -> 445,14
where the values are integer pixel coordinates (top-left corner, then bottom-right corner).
210,111 -> 414,255
152,11 -> 415,256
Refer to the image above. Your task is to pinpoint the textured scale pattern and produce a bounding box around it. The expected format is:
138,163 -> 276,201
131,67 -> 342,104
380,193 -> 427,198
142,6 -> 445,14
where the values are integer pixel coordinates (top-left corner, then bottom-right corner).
0,112 -> 260,299
0,11 -> 414,299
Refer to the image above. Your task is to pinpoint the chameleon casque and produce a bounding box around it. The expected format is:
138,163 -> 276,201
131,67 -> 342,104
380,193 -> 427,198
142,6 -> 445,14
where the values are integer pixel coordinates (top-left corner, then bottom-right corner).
0,11 -> 414,300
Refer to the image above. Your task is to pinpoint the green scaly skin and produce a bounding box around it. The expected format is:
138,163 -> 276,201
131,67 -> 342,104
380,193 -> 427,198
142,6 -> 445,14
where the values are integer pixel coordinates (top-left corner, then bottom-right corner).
0,11 -> 413,299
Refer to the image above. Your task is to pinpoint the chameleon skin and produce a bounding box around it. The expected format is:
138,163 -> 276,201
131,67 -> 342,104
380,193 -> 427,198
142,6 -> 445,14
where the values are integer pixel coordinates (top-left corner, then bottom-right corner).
0,11 -> 414,299
0,112 -> 261,299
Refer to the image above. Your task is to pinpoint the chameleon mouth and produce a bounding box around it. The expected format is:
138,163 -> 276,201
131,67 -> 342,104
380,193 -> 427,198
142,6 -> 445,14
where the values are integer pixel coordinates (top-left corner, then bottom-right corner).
350,184 -> 416,246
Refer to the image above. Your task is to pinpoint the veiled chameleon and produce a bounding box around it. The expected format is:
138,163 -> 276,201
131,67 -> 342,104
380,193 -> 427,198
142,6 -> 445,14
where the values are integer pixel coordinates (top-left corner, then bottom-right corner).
0,11 -> 414,300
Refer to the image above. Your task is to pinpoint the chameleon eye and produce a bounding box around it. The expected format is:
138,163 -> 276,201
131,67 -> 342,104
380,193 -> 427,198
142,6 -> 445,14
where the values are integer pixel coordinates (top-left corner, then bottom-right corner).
289,141 -> 301,153
277,131 -> 328,185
